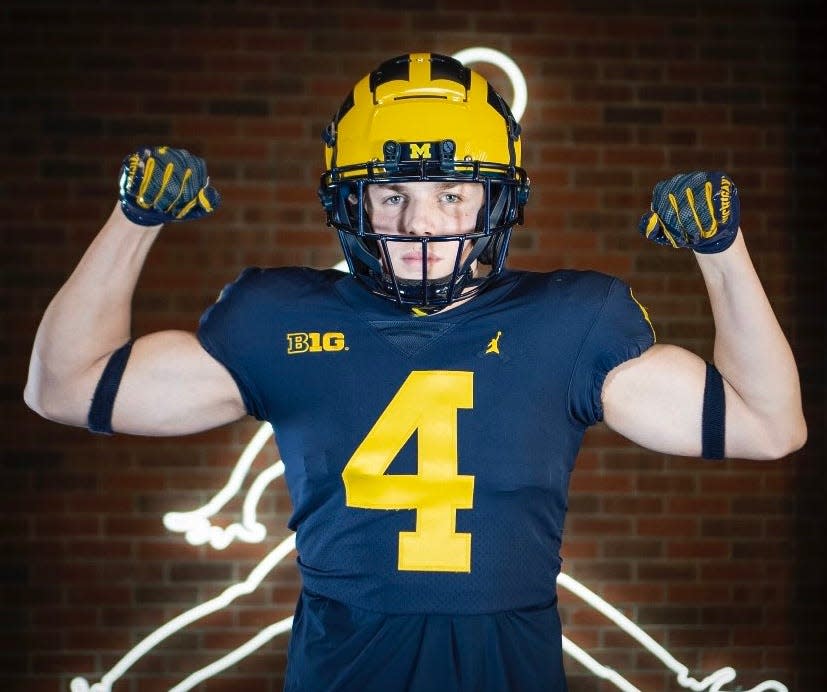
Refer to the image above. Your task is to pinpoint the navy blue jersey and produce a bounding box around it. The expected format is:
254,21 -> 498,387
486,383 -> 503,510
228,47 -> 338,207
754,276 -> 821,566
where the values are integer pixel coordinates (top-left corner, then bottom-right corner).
197,267 -> 654,690
199,267 -> 654,612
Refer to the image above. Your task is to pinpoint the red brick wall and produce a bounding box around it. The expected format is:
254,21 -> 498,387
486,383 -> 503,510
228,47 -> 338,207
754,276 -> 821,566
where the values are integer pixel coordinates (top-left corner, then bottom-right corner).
3,1 -> 824,690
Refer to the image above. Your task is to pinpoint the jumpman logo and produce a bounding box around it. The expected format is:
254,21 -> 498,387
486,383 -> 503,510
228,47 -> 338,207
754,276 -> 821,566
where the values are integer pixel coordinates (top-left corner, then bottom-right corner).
485,331 -> 502,355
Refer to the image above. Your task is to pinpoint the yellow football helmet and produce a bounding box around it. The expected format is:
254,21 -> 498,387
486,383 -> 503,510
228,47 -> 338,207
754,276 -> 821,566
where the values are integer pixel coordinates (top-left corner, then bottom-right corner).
318,52 -> 530,307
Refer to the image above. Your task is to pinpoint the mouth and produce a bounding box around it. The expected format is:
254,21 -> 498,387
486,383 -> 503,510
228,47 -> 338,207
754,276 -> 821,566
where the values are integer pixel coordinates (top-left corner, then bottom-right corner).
399,252 -> 440,266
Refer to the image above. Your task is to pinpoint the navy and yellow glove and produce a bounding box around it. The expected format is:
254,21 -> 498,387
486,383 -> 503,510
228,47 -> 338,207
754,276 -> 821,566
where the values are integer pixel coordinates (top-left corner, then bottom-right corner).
118,146 -> 220,226
639,172 -> 739,254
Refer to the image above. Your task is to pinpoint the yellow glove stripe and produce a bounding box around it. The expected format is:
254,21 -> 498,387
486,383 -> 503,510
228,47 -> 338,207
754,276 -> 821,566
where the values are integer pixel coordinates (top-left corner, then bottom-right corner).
163,168 -> 192,213
150,162 -> 175,207
137,157 -> 156,209
644,212 -> 660,237
176,195 -> 199,219
665,195 -> 685,247
197,187 -> 214,213
699,181 -> 718,238
685,187 -> 706,236
667,192 -> 681,222
659,219 -> 679,248
647,212 -> 679,248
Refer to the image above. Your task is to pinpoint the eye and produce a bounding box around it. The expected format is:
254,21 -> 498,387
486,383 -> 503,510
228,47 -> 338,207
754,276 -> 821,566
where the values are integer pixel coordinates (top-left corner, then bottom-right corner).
383,194 -> 404,205
441,192 -> 461,203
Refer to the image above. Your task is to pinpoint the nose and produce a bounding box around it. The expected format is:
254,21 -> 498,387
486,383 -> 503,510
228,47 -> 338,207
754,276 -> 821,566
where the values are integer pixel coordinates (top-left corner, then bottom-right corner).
403,198 -> 435,236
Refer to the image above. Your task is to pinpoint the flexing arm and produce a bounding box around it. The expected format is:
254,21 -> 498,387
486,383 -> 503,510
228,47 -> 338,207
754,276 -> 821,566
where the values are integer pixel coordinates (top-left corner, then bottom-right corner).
24,148 -> 246,436
602,174 -> 806,460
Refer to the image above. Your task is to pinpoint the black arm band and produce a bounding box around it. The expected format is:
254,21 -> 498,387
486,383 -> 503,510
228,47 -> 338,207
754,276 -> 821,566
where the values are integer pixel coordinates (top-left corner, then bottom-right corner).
88,339 -> 134,435
702,361 -> 726,460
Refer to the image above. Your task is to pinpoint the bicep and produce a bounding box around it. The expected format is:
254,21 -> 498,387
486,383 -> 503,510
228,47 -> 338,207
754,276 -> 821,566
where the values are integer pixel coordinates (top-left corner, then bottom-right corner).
110,330 -> 247,436
601,343 -> 769,459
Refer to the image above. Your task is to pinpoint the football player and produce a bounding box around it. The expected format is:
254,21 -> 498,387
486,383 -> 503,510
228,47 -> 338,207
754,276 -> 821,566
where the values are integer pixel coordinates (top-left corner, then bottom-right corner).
24,53 -> 805,691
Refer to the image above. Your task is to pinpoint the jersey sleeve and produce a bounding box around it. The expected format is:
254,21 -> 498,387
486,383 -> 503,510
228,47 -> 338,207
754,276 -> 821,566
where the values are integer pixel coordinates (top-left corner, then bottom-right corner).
568,277 -> 656,426
197,267 -> 268,421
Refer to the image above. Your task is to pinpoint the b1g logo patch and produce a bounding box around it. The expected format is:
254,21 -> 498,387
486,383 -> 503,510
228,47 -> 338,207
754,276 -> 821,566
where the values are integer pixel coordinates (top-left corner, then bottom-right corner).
286,332 -> 347,354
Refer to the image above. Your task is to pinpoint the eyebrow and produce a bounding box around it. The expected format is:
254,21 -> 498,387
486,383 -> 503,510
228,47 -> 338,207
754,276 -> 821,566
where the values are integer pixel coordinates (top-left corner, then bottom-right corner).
371,181 -> 465,192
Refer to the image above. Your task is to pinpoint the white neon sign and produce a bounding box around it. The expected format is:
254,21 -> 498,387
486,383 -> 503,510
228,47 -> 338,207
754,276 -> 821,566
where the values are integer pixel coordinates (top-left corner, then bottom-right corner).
451,46 -> 528,122
68,50 -> 787,692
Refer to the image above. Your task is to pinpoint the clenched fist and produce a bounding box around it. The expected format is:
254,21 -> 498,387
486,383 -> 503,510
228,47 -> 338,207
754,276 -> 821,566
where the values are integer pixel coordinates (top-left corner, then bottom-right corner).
118,146 -> 220,226
639,172 -> 739,254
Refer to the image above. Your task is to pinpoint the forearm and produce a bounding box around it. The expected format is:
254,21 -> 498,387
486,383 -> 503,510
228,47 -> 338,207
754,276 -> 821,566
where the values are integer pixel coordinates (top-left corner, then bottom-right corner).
24,203 -> 162,422
695,231 -> 806,456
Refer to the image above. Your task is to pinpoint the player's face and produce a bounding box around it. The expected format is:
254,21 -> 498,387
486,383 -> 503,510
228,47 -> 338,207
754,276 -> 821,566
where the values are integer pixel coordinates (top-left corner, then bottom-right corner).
364,181 -> 484,281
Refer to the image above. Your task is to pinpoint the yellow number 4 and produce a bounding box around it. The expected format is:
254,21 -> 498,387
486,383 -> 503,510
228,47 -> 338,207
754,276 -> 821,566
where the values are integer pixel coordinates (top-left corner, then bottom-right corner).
342,371 -> 475,572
